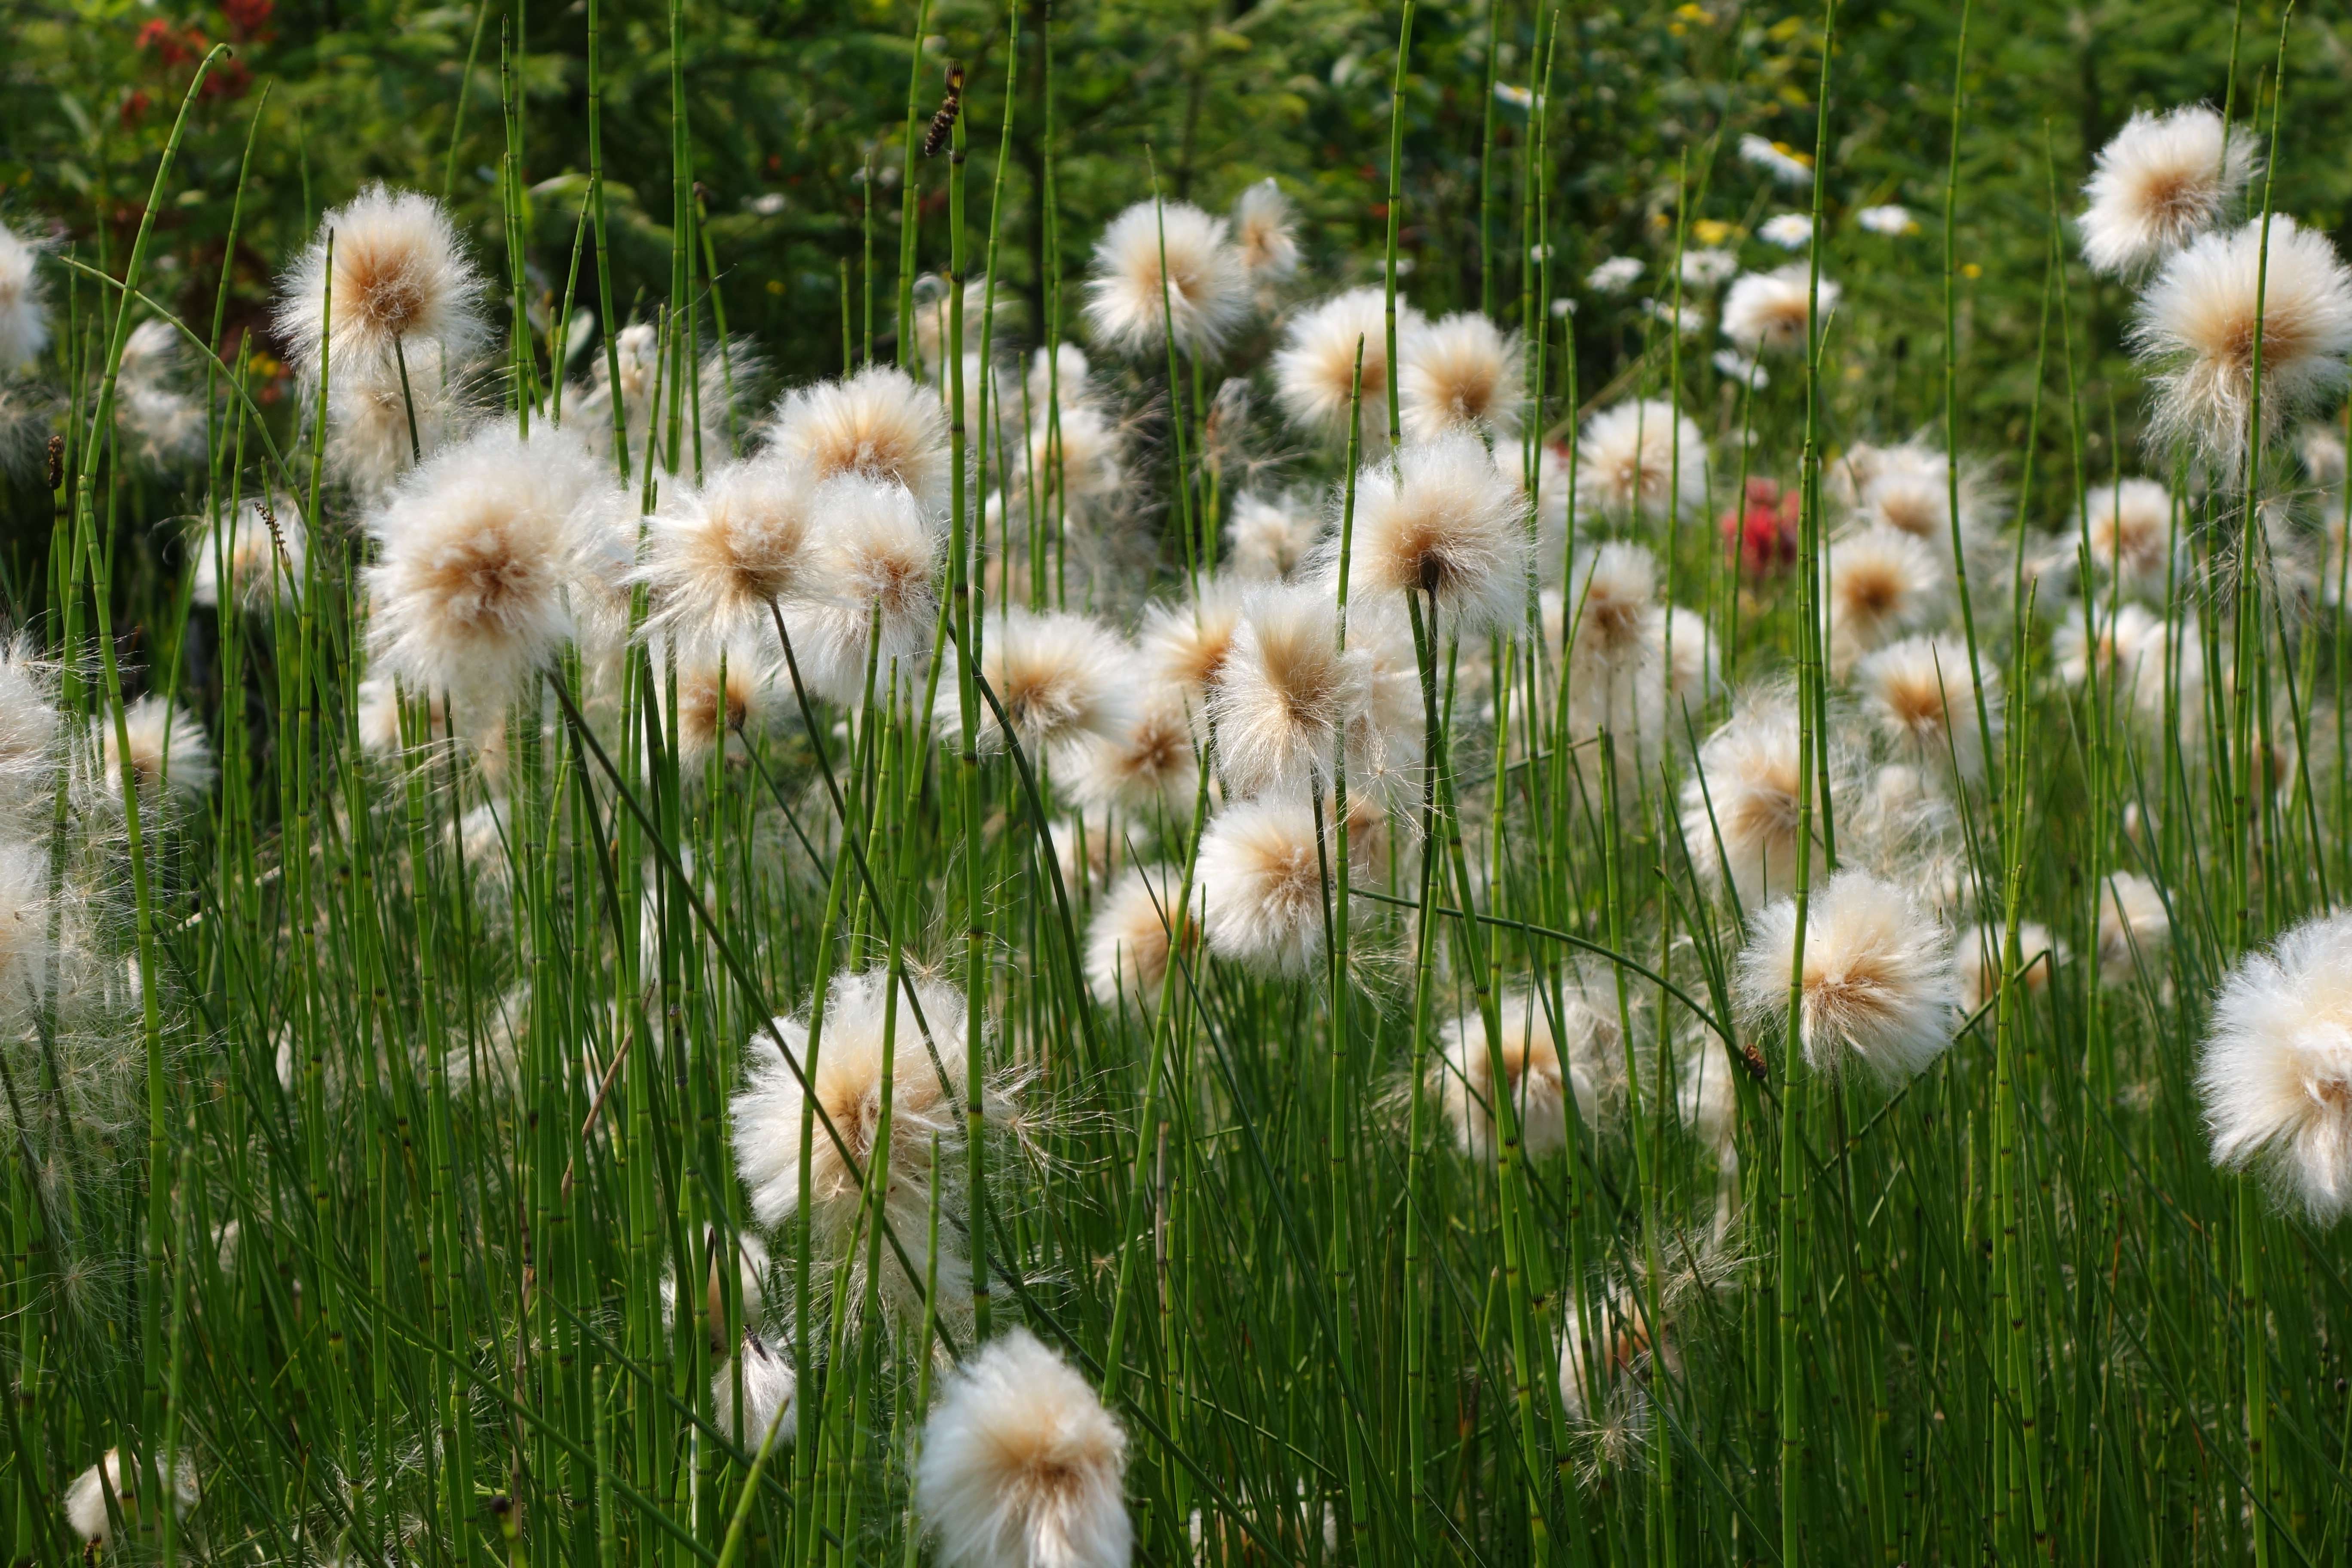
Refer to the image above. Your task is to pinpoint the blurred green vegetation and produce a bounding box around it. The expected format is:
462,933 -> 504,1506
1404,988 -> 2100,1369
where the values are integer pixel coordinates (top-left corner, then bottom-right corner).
1,0 -> 2346,541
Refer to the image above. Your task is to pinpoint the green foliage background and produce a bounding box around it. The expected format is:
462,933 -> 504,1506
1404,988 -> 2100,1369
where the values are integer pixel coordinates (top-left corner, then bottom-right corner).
6,0 -> 2351,550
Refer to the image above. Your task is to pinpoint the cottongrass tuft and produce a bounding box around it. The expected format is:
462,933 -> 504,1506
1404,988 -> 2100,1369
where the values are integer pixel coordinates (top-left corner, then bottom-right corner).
730,970 -> 998,1321
713,1332 -> 799,1450
193,495 -> 306,612
2081,477 -> 2179,599
1137,579 -> 1245,701
1852,635 -> 1995,785
2097,872 -> 2172,988
1083,199 -> 1248,360
104,695 -> 215,805
1273,287 -> 1423,446
1196,794 -> 1330,979
1435,989 -> 1610,1162
1084,862 -> 1202,1011
1224,491 -> 1322,581
1737,867 -> 1961,1084
65,1447 -> 200,1547
772,365 -> 950,513
1210,585 -> 1420,805
1066,694 -> 1199,816
665,637 -> 780,765
1575,399 -> 1708,525
1682,689 -> 1832,911
2079,105 -> 2253,278
2198,909 -> 2352,1223
2131,214 -> 2352,473
915,1326 -> 1131,1568
274,182 -> 487,382
0,639 -> 60,806
1958,921 -> 2062,1014
1232,178 -> 1300,285
363,423 -> 612,707
791,476 -> 943,707
1721,265 -> 1838,356
635,458 -> 820,640
949,608 -> 1133,757
1827,524 -> 1950,677
0,221 -> 49,372
1398,312 -> 1521,443
1325,434 -> 1529,636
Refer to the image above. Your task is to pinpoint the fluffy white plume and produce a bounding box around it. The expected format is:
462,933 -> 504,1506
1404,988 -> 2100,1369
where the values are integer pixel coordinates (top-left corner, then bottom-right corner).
1083,199 -> 1248,359
2079,105 -> 2254,278
2131,215 -> 2352,473
2199,909 -> 2352,1222
1736,868 -> 1961,1084
915,1328 -> 1131,1568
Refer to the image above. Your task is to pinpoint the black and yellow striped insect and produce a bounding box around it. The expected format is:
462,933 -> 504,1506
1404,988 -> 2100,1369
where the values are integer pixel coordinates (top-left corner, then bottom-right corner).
921,61 -> 965,159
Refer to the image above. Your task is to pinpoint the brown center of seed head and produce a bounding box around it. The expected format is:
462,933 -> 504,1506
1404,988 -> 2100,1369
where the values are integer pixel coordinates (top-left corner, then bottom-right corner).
345,245 -> 427,339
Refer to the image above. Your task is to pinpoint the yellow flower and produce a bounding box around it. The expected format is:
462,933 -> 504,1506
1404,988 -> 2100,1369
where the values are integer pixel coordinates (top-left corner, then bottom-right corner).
1694,219 -> 1737,246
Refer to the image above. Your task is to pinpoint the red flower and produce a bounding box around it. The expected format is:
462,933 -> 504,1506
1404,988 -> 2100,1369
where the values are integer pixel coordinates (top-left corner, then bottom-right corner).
1721,478 -> 1801,577
221,0 -> 274,37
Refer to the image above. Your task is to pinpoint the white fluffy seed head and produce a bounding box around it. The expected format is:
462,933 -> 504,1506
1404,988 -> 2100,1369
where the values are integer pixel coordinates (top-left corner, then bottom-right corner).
1224,491 -> 1322,581
790,476 -> 943,707
712,1332 -> 799,1451
1681,689 -> 1851,911
64,1447 -> 200,1547
1232,178 -> 1300,284
2051,601 -> 2199,731
1559,542 -> 1662,766
1137,579 -> 1245,703
948,608 -> 1133,757
1028,343 -> 1096,412
1324,435 -> 1530,636
274,183 -> 487,382
2198,909 -> 2352,1223
1066,693 -> 1200,816
1852,635 -> 1996,785
1574,399 -> 1709,525
663,636 -> 780,765
1721,265 -> 1838,355
729,971 -> 989,1319
363,423 -> 610,707
2082,477 -> 2179,599
325,360 -> 478,499
772,365 -> 950,514
0,222 -> 49,372
1196,794 -> 1330,978
636,458 -> 820,640
1084,199 -> 1248,359
0,639 -> 59,807
1026,400 -> 1127,515
1827,525 -> 1951,677
1843,440 -> 1969,544
1957,921 -> 2062,1014
1273,287 -> 1425,447
2098,871 -> 2172,988
2079,105 -> 2253,278
2132,215 -> 2352,474
1085,862 -> 1203,1011
1208,585 -> 1421,807
193,495 -> 306,612
1398,312 -> 1521,443
1437,989 -> 1610,1161
103,695 -> 214,805
916,1327 -> 1131,1568
1736,868 -> 1960,1084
